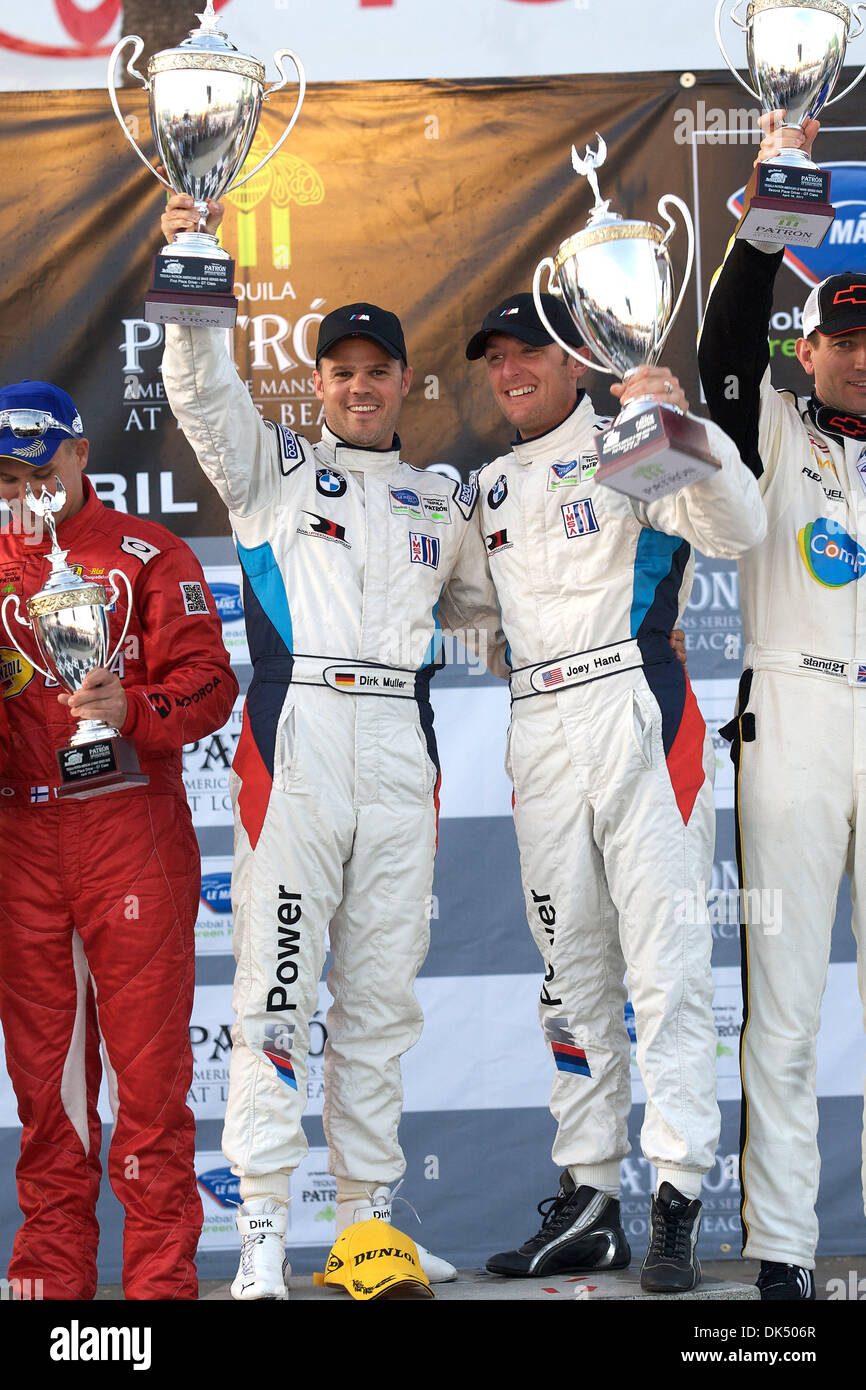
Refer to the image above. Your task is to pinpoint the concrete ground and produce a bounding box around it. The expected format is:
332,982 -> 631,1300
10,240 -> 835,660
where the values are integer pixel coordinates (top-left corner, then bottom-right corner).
83,1254 -> 866,1300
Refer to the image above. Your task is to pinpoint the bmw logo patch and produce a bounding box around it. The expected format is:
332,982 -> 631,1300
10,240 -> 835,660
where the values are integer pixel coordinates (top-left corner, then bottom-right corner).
488,474 -> 508,509
316,468 -> 348,498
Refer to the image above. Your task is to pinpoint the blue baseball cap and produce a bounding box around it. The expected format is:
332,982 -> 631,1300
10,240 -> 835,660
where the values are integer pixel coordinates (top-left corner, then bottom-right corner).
0,380 -> 84,466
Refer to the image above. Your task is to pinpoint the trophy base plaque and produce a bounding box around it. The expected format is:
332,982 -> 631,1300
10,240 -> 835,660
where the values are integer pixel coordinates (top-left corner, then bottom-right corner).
56,736 -> 150,800
735,165 -> 835,249
144,252 -> 238,327
594,407 -> 720,503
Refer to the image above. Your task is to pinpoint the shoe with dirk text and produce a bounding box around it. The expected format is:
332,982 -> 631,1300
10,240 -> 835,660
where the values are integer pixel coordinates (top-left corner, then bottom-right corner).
486,1173 -> 631,1277
640,1182 -> 702,1293
756,1262 -> 815,1301
230,1198 -> 291,1300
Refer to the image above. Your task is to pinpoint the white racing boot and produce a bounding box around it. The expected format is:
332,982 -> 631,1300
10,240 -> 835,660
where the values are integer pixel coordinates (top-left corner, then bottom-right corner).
230,1197 -> 291,1300
335,1186 -> 457,1283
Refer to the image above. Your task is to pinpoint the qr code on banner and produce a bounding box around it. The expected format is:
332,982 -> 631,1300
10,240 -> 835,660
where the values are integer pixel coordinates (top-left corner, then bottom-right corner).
180,581 -> 209,615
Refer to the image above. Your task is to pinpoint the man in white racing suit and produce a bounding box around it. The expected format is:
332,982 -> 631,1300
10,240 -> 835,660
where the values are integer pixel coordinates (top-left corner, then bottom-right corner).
698,112 -> 866,1301
467,292 -> 766,1292
160,194 -> 506,1298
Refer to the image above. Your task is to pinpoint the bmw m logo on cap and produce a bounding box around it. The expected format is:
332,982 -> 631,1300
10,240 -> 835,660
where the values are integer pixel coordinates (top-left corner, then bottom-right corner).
729,163 -> 866,286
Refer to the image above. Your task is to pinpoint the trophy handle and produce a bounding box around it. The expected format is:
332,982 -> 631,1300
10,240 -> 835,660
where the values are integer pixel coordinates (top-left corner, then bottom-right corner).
105,569 -> 134,671
826,5 -> 866,104
714,0 -> 761,102
226,50 -> 307,194
653,195 -> 695,360
107,37 -> 173,192
1,595 -> 52,682
531,259 -> 614,376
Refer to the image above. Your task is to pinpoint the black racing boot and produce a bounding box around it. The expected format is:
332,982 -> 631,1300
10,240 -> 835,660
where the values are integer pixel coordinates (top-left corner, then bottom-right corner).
486,1172 -> 631,1277
640,1182 -> 702,1293
756,1262 -> 815,1301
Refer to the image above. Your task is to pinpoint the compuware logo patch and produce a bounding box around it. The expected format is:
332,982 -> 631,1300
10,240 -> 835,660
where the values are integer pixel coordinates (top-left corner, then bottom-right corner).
798,517 -> 866,587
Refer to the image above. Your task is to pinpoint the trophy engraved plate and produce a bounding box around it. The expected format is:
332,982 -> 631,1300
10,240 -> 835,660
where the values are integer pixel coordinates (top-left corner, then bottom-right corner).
108,2 -> 306,327
716,0 -> 866,247
1,484 -> 150,800
533,136 -> 720,502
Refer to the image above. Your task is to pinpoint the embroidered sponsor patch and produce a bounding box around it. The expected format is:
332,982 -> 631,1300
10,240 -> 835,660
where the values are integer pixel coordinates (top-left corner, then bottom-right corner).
452,478 -> 478,520
488,474 -> 508,509
120,535 -> 160,566
389,487 -> 422,517
179,581 -> 209,614
0,646 -> 35,699
551,1042 -> 591,1077
561,498 -> 599,539
297,512 -> 350,547
409,532 -> 440,568
316,467 -> 347,498
148,692 -> 172,719
486,528 -> 512,554
422,494 -> 451,523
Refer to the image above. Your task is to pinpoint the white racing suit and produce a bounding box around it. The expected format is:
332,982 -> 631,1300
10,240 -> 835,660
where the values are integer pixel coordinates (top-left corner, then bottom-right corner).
699,239 -> 866,1267
163,325 -> 506,1197
476,395 -> 766,1193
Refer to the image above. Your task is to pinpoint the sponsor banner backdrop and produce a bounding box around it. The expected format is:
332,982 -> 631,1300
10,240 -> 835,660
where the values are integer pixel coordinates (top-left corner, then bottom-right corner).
0,0 -> 734,91
2,74 -> 866,1282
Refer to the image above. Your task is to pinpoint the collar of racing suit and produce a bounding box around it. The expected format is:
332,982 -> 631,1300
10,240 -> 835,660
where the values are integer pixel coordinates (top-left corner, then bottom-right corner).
510,391 -> 591,465
317,422 -> 404,473
807,394 -> 866,445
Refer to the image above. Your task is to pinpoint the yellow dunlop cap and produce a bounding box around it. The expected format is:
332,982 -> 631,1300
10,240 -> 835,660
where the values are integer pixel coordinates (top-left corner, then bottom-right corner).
322,1218 -> 434,1300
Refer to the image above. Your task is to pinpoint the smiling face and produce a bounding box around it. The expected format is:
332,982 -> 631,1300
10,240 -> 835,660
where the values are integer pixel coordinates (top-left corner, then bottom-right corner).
313,337 -> 413,450
796,329 -> 866,417
0,437 -> 89,525
482,334 -> 586,440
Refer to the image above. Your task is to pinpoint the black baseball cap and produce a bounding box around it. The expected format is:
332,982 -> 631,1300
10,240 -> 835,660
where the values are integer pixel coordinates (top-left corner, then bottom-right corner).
315,303 -> 407,363
465,292 -> 584,360
802,274 -> 866,338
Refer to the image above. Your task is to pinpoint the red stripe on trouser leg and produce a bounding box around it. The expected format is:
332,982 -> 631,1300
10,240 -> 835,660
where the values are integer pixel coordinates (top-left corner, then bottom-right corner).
433,770 -> 441,852
234,705 -> 273,851
666,679 -> 706,825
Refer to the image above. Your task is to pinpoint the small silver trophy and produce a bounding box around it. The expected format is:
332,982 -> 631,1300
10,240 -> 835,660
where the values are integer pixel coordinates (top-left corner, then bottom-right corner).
1,484 -> 148,798
108,2 -> 306,326
716,0 -> 866,247
532,137 -> 719,503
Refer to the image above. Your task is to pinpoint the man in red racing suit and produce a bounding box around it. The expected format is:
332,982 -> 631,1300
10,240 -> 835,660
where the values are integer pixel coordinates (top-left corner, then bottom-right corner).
0,378 -> 238,1300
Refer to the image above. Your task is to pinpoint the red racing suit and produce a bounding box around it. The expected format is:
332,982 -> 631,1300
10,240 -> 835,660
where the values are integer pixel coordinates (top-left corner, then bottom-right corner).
0,478 -> 238,1299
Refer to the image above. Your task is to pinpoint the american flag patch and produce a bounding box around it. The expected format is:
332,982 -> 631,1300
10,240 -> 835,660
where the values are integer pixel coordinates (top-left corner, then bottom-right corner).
551,1042 -> 591,1077
409,533 -> 440,568
542,668 -> 564,687
561,498 -> 599,539
29,785 -> 50,804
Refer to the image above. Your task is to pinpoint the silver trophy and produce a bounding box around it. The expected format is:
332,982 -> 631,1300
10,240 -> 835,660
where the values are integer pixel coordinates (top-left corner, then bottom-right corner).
1,484 -> 148,798
716,0 -> 866,245
532,138 -> 717,502
108,1 -> 306,325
